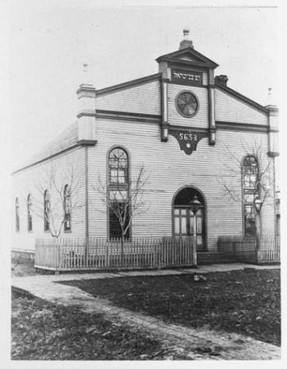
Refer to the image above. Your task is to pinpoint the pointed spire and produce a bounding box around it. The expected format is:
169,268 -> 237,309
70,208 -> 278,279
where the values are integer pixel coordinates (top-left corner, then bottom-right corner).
179,28 -> 194,50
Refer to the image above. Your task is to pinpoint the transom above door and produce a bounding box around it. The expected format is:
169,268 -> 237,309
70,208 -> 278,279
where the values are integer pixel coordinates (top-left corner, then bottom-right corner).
173,187 -> 206,250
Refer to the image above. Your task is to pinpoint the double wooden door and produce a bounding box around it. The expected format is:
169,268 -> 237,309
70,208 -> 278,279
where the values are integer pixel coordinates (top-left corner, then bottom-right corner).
173,206 -> 205,249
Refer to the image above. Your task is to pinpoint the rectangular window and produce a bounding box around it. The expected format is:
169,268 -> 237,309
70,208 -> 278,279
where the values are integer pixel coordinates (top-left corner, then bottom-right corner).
109,205 -> 130,240
64,214 -> 71,231
244,204 -> 256,237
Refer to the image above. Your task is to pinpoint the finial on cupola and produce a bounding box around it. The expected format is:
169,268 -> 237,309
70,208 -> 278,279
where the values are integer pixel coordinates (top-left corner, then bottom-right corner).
82,63 -> 90,85
179,28 -> 194,50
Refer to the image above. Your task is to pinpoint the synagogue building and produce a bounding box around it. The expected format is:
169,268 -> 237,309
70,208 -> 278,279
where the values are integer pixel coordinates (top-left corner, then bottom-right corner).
12,30 -> 279,267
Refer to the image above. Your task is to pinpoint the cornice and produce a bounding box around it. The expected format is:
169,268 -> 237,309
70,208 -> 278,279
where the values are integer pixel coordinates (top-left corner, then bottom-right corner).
96,73 -> 162,96
12,144 -> 81,175
77,111 -> 96,118
12,139 -> 97,175
215,83 -> 269,114
96,109 -> 161,124
169,125 -> 208,134
156,47 -> 219,69
216,121 -> 270,133
160,58 -> 216,70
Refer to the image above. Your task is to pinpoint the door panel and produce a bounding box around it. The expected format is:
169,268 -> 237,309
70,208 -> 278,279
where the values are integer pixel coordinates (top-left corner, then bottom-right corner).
174,206 -> 205,249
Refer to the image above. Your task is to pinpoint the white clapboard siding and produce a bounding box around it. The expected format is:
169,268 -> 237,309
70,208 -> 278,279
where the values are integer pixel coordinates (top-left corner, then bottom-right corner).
168,84 -> 209,128
88,117 -> 276,252
96,80 -> 161,115
12,147 -> 86,252
215,88 -> 268,125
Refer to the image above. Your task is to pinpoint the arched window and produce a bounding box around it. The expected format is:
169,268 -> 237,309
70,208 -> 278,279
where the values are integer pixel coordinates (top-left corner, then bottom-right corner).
108,147 -> 130,239
27,194 -> 32,232
64,184 -> 71,231
242,155 -> 259,237
15,197 -> 20,232
44,190 -> 50,232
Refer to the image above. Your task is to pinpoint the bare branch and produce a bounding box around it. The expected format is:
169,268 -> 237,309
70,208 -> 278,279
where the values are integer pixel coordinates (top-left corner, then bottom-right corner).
218,139 -> 274,211
93,164 -> 150,240
31,157 -> 83,238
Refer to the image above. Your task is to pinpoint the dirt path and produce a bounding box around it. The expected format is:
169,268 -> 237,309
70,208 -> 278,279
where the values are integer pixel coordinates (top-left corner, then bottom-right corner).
12,272 -> 281,360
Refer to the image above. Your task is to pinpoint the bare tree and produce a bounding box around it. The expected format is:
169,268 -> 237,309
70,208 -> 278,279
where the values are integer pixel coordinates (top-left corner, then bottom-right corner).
217,140 -> 274,239
94,165 -> 149,261
32,159 -> 83,238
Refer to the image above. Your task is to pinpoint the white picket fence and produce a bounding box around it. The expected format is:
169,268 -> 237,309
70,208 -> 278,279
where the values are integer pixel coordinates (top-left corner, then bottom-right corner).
35,236 -> 197,271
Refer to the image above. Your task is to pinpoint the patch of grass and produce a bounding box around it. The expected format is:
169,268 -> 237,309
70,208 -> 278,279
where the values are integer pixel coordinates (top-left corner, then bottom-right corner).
11,258 -> 36,277
11,293 -> 185,360
60,269 -> 281,346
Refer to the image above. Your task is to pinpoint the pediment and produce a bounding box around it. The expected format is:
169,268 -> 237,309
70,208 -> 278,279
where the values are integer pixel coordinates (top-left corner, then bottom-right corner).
156,47 -> 218,69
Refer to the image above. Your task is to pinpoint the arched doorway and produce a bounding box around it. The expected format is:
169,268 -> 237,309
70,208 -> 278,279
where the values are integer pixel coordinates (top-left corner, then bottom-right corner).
173,187 -> 206,250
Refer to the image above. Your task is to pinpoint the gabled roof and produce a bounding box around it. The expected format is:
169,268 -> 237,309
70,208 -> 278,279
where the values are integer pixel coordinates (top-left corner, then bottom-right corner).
96,73 -> 161,96
156,47 -> 219,69
215,81 -> 269,114
13,122 -> 79,174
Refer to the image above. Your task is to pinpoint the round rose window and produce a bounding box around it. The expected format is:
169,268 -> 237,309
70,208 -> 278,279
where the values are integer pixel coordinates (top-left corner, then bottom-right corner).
176,91 -> 199,118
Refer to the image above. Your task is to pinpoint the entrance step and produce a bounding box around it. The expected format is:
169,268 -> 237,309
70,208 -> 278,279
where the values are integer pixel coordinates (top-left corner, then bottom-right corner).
197,252 -> 238,265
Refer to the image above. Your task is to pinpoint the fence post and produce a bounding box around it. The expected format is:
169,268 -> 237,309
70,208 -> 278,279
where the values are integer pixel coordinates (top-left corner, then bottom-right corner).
55,238 -> 60,273
84,237 -> 89,268
106,240 -> 110,268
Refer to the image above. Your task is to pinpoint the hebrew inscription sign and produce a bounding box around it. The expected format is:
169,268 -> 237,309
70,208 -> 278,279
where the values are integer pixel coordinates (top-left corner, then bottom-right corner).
171,68 -> 203,86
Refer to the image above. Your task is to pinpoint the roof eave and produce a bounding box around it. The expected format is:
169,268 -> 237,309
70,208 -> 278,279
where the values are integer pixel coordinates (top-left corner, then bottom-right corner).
96,73 -> 162,96
157,56 -> 218,69
156,47 -> 219,68
215,82 -> 269,114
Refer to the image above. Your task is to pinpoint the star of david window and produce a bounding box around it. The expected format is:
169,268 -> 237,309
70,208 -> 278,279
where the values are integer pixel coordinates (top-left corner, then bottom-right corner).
176,91 -> 199,118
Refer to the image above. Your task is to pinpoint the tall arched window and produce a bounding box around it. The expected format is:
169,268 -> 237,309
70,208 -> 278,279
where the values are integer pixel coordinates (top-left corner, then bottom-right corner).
64,184 -> 71,231
15,197 -> 20,232
44,190 -> 50,232
108,147 -> 130,239
27,194 -> 32,232
242,155 -> 259,237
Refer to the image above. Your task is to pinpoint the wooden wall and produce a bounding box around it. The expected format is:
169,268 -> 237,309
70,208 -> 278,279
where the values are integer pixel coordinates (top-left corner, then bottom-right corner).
12,147 -> 86,251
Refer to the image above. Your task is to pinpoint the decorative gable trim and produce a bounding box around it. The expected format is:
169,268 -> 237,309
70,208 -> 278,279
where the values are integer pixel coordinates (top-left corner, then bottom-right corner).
96,73 -> 162,96
215,82 -> 269,114
156,47 -> 218,69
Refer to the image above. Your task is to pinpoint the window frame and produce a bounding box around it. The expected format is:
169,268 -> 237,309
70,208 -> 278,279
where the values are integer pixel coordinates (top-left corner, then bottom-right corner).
242,155 -> 259,237
107,147 -> 130,240
175,90 -> 199,118
63,184 -> 72,232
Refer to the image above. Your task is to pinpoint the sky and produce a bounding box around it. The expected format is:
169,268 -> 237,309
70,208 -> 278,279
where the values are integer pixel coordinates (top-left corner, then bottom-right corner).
7,1 -> 279,167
